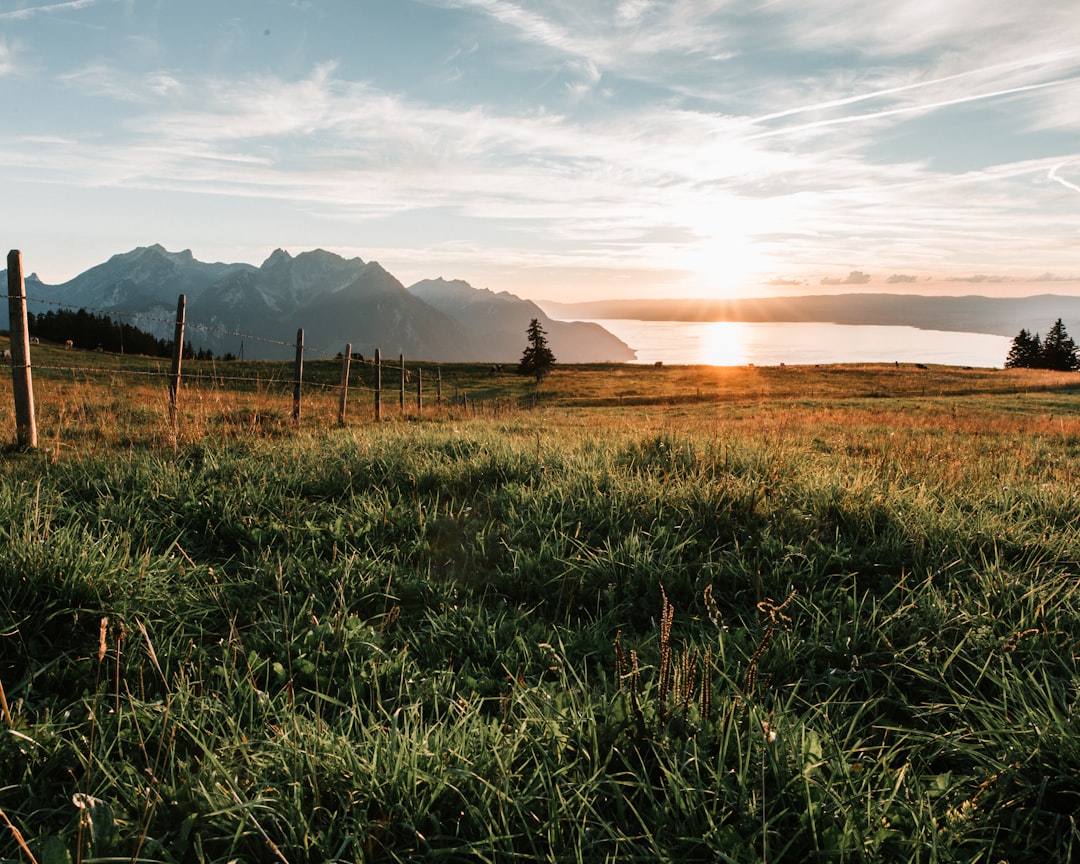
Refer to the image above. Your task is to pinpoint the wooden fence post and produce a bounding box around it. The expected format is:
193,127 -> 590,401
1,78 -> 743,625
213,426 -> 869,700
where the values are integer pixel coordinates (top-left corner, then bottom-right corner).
293,328 -> 304,423
338,343 -> 352,426
399,353 -> 405,413
417,368 -> 423,414
168,294 -> 186,431
6,250 -> 37,448
437,367 -> 442,406
374,349 -> 382,422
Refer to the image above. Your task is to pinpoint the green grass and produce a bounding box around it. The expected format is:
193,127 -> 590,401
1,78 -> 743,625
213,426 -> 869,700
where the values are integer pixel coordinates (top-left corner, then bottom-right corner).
1,357 -> 1079,862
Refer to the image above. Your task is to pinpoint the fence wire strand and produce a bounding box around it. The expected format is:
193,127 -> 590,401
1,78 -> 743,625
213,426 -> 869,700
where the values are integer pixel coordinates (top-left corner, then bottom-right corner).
23,362 -> 387,394
1,290 -> 533,432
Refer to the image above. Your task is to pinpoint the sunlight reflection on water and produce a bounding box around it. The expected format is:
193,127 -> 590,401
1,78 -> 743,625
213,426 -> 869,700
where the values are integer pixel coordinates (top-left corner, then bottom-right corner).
578,319 -> 1012,368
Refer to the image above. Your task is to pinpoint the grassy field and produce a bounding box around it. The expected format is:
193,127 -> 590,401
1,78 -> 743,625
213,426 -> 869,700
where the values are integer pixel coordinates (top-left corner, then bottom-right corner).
1,348 -> 1080,862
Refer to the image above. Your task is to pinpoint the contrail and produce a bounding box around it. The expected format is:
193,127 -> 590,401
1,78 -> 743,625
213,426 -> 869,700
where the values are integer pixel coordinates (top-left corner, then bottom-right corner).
748,50 -> 1080,125
746,75 -> 1080,140
1049,161 -> 1080,194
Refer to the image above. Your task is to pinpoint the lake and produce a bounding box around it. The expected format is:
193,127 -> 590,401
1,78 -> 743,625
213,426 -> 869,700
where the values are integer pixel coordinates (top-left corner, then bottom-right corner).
563,319 -> 1012,368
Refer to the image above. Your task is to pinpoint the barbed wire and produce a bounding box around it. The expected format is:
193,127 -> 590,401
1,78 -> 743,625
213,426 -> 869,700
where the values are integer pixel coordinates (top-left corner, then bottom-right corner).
17,361 -> 389,393
22,364 -> 168,379
17,362 -> 517,408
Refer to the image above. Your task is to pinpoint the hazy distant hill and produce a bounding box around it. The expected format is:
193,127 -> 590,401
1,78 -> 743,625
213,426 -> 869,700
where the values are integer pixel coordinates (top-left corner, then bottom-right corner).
542,294 -> 1080,338
407,278 -> 635,363
0,245 -> 632,362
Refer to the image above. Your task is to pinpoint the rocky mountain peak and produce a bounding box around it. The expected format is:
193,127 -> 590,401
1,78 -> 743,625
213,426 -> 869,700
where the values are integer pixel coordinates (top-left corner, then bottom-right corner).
263,248 -> 294,268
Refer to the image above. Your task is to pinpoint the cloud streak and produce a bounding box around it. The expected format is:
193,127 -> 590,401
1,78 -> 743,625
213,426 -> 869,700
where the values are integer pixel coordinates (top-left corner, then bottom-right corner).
0,0 -> 104,20
0,39 -> 15,75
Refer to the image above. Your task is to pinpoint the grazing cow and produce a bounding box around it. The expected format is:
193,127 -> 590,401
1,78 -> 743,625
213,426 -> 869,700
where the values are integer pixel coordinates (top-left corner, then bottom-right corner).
0,349 -> 10,360
65,340 -> 74,350
29,337 -> 39,344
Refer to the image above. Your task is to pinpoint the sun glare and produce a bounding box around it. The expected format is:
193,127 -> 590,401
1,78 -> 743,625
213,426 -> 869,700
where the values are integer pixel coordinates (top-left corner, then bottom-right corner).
673,229 -> 772,299
701,321 -> 749,366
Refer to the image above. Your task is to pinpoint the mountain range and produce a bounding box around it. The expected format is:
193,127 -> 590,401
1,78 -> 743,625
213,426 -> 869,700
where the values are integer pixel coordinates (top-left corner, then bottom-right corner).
1,245 -> 636,363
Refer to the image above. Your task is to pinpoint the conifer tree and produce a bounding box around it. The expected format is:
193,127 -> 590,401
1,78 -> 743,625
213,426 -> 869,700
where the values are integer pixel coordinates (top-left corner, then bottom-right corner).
1005,328 -> 1041,369
1040,318 -> 1079,371
518,318 -> 556,381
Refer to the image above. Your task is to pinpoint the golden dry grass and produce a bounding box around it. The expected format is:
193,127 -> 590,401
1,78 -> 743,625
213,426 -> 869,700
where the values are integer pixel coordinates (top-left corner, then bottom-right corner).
1,339 -> 1078,456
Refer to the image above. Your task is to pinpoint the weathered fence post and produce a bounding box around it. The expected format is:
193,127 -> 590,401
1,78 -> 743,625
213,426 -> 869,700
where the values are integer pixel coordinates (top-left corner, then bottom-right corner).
168,294 -> 186,431
399,353 -> 405,413
417,368 -> 423,415
6,250 -> 37,448
374,348 -> 382,421
293,328 -> 304,423
338,343 -> 352,426
437,367 -> 442,406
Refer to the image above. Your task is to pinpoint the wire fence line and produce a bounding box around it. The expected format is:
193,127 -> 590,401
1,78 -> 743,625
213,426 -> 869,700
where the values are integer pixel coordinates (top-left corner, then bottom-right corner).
3,283 -> 539,447
20,359 -> 395,395
9,350 -> 512,402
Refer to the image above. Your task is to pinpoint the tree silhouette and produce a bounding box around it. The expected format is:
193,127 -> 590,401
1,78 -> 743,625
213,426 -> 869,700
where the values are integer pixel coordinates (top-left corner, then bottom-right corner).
518,318 -> 556,381
1004,328 -> 1042,369
1004,320 -> 1078,371
1041,318 -> 1079,371
27,308 -> 178,357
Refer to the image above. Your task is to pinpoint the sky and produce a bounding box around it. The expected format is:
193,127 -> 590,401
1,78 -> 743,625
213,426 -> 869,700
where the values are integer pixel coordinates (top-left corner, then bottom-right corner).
2,0 -> 1080,303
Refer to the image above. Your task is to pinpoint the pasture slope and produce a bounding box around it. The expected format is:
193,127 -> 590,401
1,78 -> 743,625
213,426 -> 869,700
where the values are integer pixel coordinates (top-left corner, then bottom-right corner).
1,352 -> 1080,862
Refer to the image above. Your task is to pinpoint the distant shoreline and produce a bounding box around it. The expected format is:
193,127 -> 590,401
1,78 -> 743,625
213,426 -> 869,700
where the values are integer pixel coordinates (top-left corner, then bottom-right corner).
539,293 -> 1080,339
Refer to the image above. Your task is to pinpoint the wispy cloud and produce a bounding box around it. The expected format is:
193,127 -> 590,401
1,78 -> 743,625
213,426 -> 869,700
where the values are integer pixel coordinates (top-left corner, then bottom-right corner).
770,0 -> 1080,62
58,62 -> 184,102
0,0 -> 104,20
421,0 -> 737,77
434,0 -> 585,56
616,0 -> 652,26
0,39 -> 15,75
